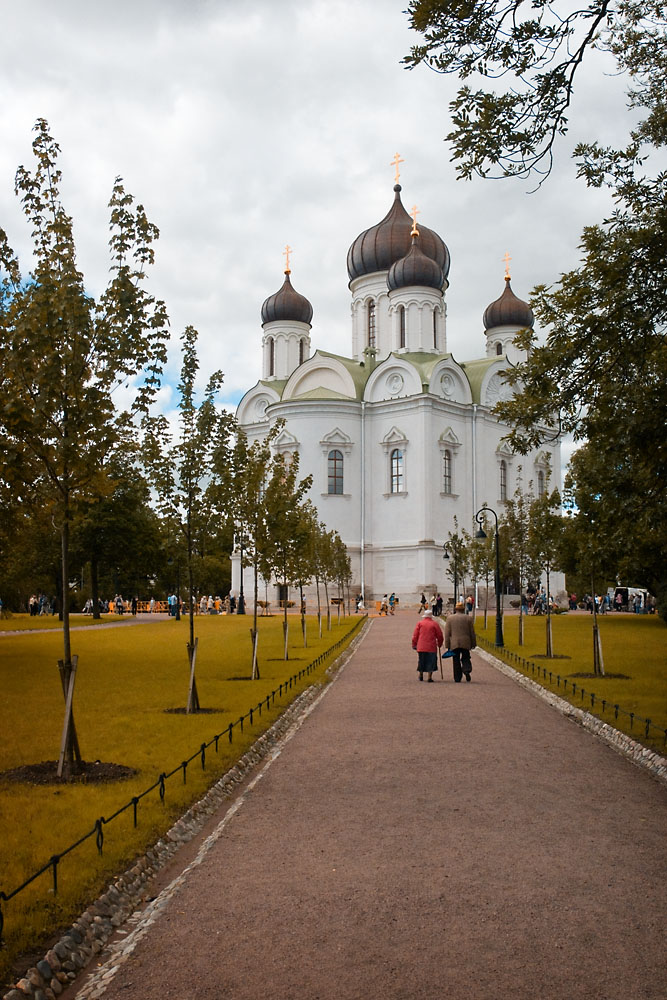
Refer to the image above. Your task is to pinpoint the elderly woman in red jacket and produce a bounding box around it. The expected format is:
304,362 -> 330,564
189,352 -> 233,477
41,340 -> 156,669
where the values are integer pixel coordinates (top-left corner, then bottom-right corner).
411,608 -> 444,682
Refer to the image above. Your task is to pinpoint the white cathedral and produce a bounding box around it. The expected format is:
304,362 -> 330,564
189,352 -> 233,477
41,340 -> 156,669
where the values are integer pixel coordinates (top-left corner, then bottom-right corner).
235,171 -> 561,605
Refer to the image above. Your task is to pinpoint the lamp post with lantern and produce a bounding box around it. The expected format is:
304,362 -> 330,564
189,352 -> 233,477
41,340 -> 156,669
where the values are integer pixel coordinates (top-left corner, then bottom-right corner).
475,506 -> 504,647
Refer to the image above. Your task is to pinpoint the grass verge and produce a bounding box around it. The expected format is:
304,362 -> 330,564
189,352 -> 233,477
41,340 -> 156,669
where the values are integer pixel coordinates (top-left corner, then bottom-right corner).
476,613 -> 666,751
0,613 -> 364,985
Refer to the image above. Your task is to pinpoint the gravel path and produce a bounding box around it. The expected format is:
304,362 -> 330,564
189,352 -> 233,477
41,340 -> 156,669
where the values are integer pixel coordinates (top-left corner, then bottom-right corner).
67,611 -> 666,1000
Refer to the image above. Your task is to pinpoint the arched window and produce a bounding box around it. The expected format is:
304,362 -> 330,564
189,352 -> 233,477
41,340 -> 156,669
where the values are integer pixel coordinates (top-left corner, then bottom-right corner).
443,450 -> 452,493
327,449 -> 343,495
537,470 -> 545,497
500,460 -> 507,501
368,301 -> 376,348
299,338 -> 306,365
399,305 -> 406,349
433,308 -> 438,349
496,342 -> 503,356
390,448 -> 404,493
268,337 -> 275,376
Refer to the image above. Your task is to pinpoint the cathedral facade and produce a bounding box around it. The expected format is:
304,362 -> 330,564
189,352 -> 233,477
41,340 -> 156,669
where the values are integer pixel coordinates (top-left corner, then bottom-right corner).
236,178 -> 560,604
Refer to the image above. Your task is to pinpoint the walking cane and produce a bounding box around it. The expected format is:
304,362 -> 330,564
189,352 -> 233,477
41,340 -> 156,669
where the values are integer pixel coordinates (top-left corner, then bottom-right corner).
438,646 -> 444,680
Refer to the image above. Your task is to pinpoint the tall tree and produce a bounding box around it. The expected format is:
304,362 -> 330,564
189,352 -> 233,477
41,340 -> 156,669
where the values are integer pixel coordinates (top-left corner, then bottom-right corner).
0,121 -> 168,776
142,325 -> 234,711
406,1 -> 667,615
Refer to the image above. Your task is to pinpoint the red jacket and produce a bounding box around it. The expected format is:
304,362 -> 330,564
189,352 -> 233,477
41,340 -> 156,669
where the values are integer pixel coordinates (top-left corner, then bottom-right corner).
412,617 -> 444,652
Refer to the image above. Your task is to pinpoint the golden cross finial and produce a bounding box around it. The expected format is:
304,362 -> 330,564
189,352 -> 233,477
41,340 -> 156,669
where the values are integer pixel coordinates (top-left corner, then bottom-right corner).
283,244 -> 292,274
390,152 -> 404,184
410,204 -> 420,237
503,250 -> 512,278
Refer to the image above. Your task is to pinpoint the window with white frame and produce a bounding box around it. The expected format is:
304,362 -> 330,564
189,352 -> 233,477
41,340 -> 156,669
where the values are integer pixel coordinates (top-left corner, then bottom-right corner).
268,336 -> 275,376
399,305 -> 406,348
443,449 -> 452,493
537,469 -> 545,496
390,448 -> 404,493
327,449 -> 343,495
368,301 -> 376,348
500,459 -> 507,501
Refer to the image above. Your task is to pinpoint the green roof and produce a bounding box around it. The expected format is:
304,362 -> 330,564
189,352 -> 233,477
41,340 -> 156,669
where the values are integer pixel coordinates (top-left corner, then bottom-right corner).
460,357 -> 499,404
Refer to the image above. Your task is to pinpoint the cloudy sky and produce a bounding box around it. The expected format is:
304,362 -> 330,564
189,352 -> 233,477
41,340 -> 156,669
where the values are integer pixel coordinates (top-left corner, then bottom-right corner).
1,0 -> 627,437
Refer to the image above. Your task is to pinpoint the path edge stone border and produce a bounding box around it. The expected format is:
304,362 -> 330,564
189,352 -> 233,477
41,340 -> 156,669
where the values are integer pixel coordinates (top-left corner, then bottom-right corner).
2,620 -> 371,1000
477,647 -> 667,787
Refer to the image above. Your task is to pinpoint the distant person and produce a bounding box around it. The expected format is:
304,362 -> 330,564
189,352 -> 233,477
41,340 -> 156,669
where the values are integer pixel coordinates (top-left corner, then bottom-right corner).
131,595 -> 138,616
149,596 -> 155,613
412,608 -> 444,682
444,602 -> 476,682
419,593 -> 427,613
388,592 -> 396,615
380,595 -> 389,616
465,595 -> 474,615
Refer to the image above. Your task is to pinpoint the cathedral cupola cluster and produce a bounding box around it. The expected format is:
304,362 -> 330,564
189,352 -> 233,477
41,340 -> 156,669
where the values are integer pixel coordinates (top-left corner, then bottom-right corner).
346,165 -> 450,358
483,255 -> 534,365
260,246 -> 313,380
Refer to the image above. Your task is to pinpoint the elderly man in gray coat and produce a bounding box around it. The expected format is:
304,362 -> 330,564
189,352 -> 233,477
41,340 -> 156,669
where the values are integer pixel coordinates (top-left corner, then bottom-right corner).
444,601 -> 477,682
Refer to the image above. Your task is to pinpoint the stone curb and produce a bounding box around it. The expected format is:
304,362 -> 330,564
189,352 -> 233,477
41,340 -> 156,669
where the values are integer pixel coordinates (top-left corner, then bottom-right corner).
477,647 -> 667,786
2,622 -> 369,1000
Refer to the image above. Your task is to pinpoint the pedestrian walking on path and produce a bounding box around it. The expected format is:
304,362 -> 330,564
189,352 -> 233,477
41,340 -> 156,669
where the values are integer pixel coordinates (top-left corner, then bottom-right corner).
444,600 -> 476,682
411,607 -> 444,681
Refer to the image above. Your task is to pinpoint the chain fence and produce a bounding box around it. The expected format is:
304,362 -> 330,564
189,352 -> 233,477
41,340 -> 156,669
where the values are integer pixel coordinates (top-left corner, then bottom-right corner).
0,614 -> 366,941
477,635 -> 667,748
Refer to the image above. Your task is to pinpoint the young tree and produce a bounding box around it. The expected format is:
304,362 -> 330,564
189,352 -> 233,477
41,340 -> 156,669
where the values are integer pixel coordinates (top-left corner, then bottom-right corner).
223,422 -> 289,676
0,121 -> 168,776
257,452 -> 312,660
443,519 -> 469,608
143,325 -> 234,711
332,531 -> 353,622
528,487 -> 564,657
501,470 -> 542,645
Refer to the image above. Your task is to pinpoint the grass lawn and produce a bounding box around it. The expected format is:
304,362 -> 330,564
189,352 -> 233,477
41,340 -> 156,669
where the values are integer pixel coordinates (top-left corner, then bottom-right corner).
476,612 -> 667,750
0,613 -> 126,631
0,612 -> 362,985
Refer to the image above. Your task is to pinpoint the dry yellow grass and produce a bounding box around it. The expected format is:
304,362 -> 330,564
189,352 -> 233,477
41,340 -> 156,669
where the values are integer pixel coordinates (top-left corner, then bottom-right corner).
0,612 -> 363,984
476,612 -> 667,749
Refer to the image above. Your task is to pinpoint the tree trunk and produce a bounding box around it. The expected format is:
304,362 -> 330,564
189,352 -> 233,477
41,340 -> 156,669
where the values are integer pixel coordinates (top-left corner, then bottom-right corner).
251,562 -> 260,679
315,573 -> 322,638
91,556 -> 101,619
545,566 -> 553,657
591,573 -> 605,676
324,579 -> 331,630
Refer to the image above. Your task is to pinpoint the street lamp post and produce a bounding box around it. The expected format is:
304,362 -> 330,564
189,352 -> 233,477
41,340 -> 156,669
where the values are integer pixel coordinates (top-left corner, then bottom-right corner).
475,506 -> 504,647
442,543 -> 458,606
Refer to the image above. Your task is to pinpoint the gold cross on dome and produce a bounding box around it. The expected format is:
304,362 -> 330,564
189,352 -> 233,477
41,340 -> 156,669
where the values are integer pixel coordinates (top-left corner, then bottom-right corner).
410,204 -> 420,236
503,250 -> 512,278
390,152 -> 404,183
283,244 -> 292,274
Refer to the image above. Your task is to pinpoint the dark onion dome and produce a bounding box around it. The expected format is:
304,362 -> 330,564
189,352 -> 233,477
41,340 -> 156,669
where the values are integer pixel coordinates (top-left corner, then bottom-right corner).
261,271 -> 313,325
483,276 -> 534,330
387,234 -> 444,291
347,184 -> 450,282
